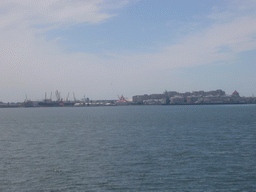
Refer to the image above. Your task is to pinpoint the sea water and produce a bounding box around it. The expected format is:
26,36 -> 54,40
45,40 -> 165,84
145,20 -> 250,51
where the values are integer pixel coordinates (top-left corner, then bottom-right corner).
0,105 -> 256,191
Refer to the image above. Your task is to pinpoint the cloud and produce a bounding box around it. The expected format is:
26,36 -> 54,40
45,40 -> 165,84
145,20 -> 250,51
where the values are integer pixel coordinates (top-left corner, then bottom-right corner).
107,13 -> 256,71
0,0 -> 129,101
0,0 -> 128,29
0,0 -> 256,101
117,1 -> 256,70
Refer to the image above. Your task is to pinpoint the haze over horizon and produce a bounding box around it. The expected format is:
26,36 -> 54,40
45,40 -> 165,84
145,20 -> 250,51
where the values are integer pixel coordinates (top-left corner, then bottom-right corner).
1,0 -> 256,102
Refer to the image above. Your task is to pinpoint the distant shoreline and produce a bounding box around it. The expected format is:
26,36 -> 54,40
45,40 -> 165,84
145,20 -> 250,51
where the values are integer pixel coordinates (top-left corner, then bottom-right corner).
1,102 -> 256,108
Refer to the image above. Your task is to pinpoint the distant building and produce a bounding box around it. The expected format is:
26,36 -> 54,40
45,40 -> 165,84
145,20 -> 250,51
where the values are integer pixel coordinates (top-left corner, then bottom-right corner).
187,96 -> 199,104
170,96 -> 185,104
132,89 -> 248,105
166,91 -> 179,98
132,94 -> 149,103
232,90 -> 240,97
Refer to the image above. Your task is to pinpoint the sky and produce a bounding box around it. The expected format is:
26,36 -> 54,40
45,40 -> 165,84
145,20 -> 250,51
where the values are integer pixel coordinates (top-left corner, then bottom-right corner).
1,0 -> 256,102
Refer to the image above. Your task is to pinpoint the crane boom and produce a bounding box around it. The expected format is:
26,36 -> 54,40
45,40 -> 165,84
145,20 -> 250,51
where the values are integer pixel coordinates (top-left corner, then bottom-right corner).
66,92 -> 70,101
73,92 -> 76,102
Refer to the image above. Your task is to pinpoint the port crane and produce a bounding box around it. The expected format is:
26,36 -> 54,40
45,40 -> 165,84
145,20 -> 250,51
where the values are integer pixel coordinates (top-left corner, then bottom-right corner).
73,92 -> 76,102
55,90 -> 61,101
66,92 -> 70,102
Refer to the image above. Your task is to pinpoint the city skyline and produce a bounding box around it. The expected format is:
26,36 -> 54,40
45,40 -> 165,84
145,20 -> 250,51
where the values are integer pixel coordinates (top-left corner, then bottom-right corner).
1,88 -> 256,107
0,88 -> 252,104
1,0 -> 256,102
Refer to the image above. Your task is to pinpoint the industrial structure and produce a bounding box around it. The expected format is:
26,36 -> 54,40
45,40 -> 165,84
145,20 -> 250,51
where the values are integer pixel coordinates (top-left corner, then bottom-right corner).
1,89 -> 256,108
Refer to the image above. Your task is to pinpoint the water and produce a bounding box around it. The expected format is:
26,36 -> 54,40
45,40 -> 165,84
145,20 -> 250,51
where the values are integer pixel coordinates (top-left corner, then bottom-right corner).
0,105 -> 256,191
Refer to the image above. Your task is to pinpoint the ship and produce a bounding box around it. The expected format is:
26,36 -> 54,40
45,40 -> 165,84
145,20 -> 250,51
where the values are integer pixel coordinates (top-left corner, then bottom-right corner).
38,91 -> 75,107
38,99 -> 75,107
115,95 -> 129,105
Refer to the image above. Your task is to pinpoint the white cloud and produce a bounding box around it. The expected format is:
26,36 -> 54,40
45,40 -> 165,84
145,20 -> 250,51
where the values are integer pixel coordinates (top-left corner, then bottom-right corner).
111,13 -> 256,71
0,0 -> 256,101
0,0 -> 125,29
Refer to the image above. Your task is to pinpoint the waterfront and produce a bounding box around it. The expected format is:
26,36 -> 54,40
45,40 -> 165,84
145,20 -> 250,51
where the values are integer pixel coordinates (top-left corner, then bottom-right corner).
1,89 -> 256,108
1,105 -> 256,191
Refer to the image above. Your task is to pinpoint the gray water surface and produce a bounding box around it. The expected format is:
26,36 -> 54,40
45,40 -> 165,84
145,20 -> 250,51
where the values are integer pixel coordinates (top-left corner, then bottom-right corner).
1,105 -> 256,191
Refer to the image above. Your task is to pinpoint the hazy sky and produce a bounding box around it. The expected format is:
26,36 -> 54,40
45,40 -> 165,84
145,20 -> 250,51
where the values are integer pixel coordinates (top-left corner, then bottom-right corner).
1,0 -> 256,102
